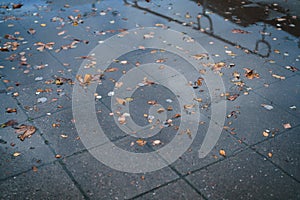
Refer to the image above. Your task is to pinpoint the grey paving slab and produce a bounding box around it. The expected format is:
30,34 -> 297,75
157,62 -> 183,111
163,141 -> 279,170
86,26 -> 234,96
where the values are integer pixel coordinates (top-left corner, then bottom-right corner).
63,151 -> 179,200
33,108 -> 85,158
0,51 -> 75,87
0,126 -> 54,180
253,126 -> 300,181
15,79 -> 73,119
0,92 -> 28,123
254,75 -> 300,118
186,149 -> 300,200
0,162 -> 85,200
218,53 -> 295,91
134,179 -> 204,200
223,91 -> 300,145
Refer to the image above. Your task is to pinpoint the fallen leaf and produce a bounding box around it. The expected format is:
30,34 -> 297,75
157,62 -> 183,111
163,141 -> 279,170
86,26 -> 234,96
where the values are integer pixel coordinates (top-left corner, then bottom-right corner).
263,130 -> 270,137
13,152 -> 21,157
192,53 -> 208,60
272,74 -> 285,80
14,124 -> 36,141
1,120 -> 18,128
227,94 -> 239,101
285,66 -> 298,72
152,140 -> 161,145
116,97 -> 126,105
136,139 -> 147,146
147,100 -> 157,105
55,154 -> 62,158
172,113 -> 181,118
244,68 -> 259,79
27,28 -> 36,35
32,166 -> 38,172
219,149 -> 226,157
232,29 -> 250,34
268,152 -> 273,158
283,123 -> 291,129
157,108 -> 165,113
105,67 -> 118,72
213,62 -> 226,71
261,104 -> 274,110
12,4 -> 23,9
6,108 -> 17,113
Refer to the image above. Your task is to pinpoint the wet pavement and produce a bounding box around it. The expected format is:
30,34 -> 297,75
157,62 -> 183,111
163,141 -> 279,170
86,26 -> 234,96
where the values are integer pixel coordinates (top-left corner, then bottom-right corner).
0,0 -> 299,199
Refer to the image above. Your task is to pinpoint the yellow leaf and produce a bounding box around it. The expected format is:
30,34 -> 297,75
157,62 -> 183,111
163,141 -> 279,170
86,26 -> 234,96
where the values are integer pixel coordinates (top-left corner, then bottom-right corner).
219,149 -> 226,157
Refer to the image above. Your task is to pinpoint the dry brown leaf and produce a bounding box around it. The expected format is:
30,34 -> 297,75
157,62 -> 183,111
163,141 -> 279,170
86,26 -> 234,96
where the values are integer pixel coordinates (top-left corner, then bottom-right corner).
14,124 -> 36,141
147,100 -> 157,105
12,4 -> 23,9
272,74 -> 285,80
213,62 -> 226,71
172,113 -> 181,118
136,139 -> 147,146
268,152 -> 273,158
27,28 -> 36,35
32,166 -> 38,172
283,123 -> 291,129
105,67 -> 118,72
13,152 -> 21,157
6,108 -> 17,113
116,97 -> 126,105
232,29 -> 250,34
157,108 -> 165,113
219,149 -> 226,157
192,53 -> 208,60
227,94 -> 239,101
1,120 -> 18,128
244,68 -> 259,79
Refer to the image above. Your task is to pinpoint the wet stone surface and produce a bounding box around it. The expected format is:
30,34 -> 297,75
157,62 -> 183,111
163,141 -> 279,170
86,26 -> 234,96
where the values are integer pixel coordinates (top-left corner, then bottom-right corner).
0,0 -> 299,199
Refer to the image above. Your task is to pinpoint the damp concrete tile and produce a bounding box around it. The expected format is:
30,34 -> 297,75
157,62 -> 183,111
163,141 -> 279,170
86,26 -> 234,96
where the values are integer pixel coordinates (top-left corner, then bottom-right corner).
63,151 -> 179,200
186,149 -> 300,200
15,80 -> 74,119
254,75 -> 300,118
0,127 -> 55,180
253,126 -> 300,181
33,108 -> 85,157
0,162 -> 84,200
0,92 -> 28,124
223,91 -> 300,145
134,179 -> 204,200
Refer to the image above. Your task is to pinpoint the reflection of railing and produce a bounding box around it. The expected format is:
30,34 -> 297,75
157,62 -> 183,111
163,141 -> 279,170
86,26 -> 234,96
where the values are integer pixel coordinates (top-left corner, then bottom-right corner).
123,0 -> 271,58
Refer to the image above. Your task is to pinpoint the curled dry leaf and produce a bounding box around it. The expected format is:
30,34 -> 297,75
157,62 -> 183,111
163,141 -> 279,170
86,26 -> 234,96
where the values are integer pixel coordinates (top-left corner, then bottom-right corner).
192,53 -> 208,60
12,4 -> 23,9
272,74 -> 285,80
283,123 -> 291,129
219,149 -> 226,157
116,97 -> 126,105
244,68 -> 259,79
227,94 -> 239,101
157,108 -> 165,113
13,152 -> 21,157
147,100 -> 157,105
105,67 -> 118,72
32,166 -> 38,172
14,124 -> 36,141
1,120 -> 18,128
213,62 -> 226,71
172,113 -> 181,118
136,139 -> 147,146
152,140 -> 161,145
27,28 -> 36,35
231,29 -> 250,34
6,108 -> 17,113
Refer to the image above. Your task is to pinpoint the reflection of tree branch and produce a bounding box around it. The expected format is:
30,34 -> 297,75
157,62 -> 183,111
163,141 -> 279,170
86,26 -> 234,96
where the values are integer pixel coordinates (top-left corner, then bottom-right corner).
123,0 -> 271,58
197,0 -> 213,33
